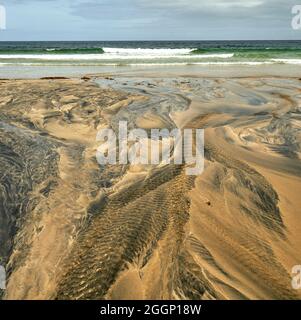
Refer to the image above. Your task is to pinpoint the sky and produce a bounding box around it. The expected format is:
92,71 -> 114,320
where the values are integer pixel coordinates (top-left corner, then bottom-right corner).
0,0 -> 300,41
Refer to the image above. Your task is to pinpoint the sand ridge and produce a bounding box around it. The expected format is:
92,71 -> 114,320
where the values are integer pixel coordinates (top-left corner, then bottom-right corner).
0,77 -> 300,300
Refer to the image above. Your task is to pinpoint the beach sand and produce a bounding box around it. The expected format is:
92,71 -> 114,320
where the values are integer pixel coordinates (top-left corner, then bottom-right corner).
0,74 -> 301,300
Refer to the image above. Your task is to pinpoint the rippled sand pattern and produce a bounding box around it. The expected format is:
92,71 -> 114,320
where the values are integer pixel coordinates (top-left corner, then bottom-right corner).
1,77 -> 301,300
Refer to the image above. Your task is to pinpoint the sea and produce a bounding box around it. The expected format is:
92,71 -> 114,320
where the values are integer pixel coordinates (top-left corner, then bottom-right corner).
1,40 -> 301,66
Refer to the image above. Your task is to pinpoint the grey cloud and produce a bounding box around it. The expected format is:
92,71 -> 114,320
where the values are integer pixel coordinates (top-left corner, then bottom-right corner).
3,0 -> 300,40
69,0 -> 295,28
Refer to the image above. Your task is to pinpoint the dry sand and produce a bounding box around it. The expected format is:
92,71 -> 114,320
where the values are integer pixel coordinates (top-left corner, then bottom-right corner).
0,76 -> 300,300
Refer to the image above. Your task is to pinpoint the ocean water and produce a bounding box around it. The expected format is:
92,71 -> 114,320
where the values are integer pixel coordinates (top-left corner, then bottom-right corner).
1,41 -> 301,66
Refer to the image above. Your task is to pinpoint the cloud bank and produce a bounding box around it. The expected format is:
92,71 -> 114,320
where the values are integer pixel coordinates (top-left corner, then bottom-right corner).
0,0 -> 299,40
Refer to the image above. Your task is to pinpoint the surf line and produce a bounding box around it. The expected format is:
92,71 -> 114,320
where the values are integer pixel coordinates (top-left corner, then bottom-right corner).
96,121 -> 205,176
99,304 -> 135,318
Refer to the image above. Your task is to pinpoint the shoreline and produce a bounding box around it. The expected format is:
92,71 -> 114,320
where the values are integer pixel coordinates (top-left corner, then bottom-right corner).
1,64 -> 301,79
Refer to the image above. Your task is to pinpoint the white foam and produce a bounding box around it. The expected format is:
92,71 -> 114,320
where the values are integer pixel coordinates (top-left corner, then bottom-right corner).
271,59 -> 301,65
0,48 -> 234,61
0,61 -> 276,67
101,47 -> 232,59
102,47 -> 193,55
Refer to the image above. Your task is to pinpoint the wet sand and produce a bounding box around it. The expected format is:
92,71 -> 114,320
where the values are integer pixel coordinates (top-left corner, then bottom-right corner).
0,75 -> 301,300
2,63 -> 301,79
